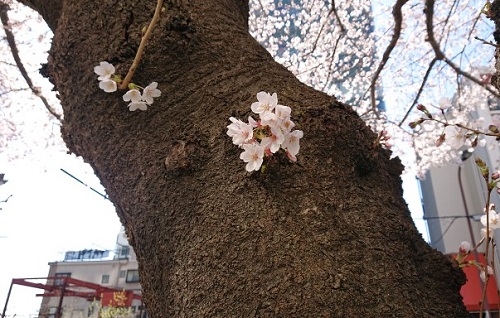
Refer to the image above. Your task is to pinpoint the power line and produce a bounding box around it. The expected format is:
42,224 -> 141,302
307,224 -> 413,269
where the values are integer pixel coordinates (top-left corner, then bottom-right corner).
60,169 -> 109,200
419,215 -> 482,220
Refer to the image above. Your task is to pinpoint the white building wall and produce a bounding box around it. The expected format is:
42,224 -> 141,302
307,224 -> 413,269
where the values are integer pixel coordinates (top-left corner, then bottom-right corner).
38,228 -> 144,318
421,158 -> 493,254
38,259 -> 143,318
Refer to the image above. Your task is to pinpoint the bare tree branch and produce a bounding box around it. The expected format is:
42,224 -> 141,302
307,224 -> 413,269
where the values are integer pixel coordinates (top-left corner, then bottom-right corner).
424,0 -> 499,98
331,0 -> 346,33
303,7 -> 335,58
475,36 -> 498,47
321,33 -> 345,91
0,195 -> 12,210
370,0 -> 409,115
399,57 -> 437,126
0,87 -> 28,97
0,1 -> 62,121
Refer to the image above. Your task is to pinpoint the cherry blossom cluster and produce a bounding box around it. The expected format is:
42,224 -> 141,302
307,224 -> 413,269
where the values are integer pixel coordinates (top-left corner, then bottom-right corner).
408,92 -> 493,178
453,160 -> 500,286
410,104 -> 487,150
227,92 -> 303,172
94,61 -> 161,111
480,204 -> 500,239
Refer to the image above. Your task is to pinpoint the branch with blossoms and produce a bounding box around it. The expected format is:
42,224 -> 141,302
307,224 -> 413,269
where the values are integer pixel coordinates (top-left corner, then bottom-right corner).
412,102 -> 500,316
455,158 -> 500,317
94,61 -> 161,111
454,240 -> 493,284
92,0 -> 163,111
119,0 -> 164,90
227,92 -> 303,172
409,104 -> 496,149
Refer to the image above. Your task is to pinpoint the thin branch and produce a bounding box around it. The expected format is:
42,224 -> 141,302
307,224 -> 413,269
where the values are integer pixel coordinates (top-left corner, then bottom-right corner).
0,2 -> 61,121
331,0 -> 346,33
0,195 -> 12,210
318,1 -> 349,92
370,0 -> 409,115
0,87 -> 29,97
0,195 -> 11,204
119,0 -> 164,90
438,0 -> 459,43
424,0 -> 500,98
398,58 -> 437,126
321,33 -> 344,91
475,36 -> 499,47
303,7 -> 335,58
467,5 -> 483,41
257,0 -> 265,12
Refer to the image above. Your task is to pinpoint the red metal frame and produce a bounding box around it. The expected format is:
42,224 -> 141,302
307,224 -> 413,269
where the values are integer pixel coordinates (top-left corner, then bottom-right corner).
2,276 -> 142,318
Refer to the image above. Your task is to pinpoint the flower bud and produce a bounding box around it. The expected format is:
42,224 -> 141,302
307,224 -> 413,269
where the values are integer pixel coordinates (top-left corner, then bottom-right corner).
409,119 -> 424,129
471,137 -> 478,148
493,171 -> 500,180
435,134 -> 445,147
459,241 -> 471,254
480,266 -> 494,282
416,104 -> 427,112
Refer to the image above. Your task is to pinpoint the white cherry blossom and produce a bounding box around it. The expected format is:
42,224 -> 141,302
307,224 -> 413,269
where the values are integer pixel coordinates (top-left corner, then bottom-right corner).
275,104 -> 291,120
458,241 -> 471,254
123,89 -> 142,103
227,117 -> 254,146
128,101 -> 148,111
94,61 -> 115,81
142,82 -> 161,105
282,130 -> 303,156
279,118 -> 295,133
261,127 -> 285,153
240,143 -> 265,172
99,80 -> 117,93
251,92 -> 278,114
443,126 -> 466,149
227,92 -> 303,171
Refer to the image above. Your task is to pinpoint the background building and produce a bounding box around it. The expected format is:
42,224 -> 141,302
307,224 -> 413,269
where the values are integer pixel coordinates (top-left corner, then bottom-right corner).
36,228 -> 146,318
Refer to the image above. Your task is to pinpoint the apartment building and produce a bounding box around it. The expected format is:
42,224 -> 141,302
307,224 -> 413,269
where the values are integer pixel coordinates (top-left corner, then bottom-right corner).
37,228 -> 145,318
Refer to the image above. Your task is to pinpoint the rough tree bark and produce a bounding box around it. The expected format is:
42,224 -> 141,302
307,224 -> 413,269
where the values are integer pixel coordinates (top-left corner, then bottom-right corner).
19,0 -> 468,316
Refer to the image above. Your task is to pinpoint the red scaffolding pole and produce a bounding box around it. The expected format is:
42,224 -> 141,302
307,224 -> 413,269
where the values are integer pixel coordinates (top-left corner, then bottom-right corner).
1,276 -> 142,318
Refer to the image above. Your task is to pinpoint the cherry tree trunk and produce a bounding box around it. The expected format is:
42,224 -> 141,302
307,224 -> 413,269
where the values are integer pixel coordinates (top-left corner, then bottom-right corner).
21,0 -> 468,316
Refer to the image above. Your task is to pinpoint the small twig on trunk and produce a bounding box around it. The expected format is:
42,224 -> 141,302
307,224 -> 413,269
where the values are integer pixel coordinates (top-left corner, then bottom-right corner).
119,0 -> 164,90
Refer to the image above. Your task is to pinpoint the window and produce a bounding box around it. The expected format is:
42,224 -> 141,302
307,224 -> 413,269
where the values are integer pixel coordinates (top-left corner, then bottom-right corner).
116,246 -> 130,259
101,274 -> 110,284
119,270 -> 126,278
53,272 -> 71,286
126,269 -> 140,283
48,307 -> 57,318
